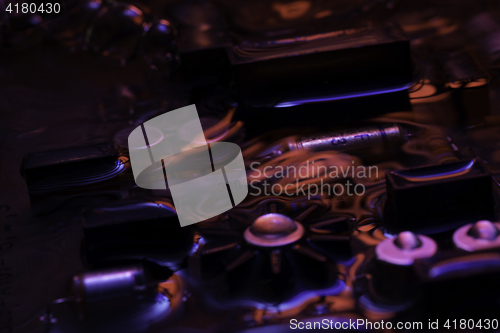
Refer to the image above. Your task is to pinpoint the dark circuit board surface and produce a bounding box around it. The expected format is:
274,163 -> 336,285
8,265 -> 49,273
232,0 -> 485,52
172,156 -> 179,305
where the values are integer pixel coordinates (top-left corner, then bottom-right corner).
2,1 -> 500,333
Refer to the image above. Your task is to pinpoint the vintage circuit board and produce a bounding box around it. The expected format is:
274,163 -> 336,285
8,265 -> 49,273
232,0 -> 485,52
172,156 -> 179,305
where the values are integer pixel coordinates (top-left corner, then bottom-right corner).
2,0 -> 500,332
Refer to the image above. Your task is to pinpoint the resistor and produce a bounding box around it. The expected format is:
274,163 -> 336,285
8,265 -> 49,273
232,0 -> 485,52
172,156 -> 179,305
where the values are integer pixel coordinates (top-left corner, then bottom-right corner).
288,124 -> 405,157
255,124 -> 407,162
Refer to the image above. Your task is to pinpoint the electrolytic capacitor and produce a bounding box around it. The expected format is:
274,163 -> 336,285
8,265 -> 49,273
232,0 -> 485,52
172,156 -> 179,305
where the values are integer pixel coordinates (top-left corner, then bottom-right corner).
71,266 -> 157,319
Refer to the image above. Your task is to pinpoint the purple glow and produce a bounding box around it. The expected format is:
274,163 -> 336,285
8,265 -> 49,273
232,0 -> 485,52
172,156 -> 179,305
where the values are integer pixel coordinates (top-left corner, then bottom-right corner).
274,83 -> 412,108
359,293 -> 412,312
429,255 -> 500,278
394,160 -> 474,182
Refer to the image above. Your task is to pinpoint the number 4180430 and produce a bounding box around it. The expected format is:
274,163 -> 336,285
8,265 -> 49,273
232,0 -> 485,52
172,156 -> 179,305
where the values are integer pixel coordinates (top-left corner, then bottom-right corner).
5,2 -> 61,14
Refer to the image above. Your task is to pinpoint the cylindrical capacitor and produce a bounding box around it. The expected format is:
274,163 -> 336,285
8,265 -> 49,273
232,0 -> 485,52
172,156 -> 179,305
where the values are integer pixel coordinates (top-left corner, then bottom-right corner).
71,266 -> 156,319
287,124 -> 405,157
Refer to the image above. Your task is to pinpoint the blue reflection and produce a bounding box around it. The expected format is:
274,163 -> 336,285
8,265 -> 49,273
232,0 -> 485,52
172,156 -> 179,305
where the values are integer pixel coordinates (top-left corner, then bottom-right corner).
274,84 -> 412,108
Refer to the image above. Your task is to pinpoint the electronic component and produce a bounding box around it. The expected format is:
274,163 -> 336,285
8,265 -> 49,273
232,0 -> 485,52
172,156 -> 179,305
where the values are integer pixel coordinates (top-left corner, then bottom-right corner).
71,265 -> 158,319
257,124 -> 405,162
357,229 -> 500,319
288,124 -> 405,158
363,232 -> 437,305
453,220 -> 500,252
244,213 -> 305,247
384,159 -> 496,233
190,210 -> 351,304
239,90 -> 412,137
21,140 -> 129,214
228,195 -> 331,223
83,199 -> 192,270
414,250 -> 500,319
228,24 -> 412,108
41,266 -> 184,332
441,50 -> 491,126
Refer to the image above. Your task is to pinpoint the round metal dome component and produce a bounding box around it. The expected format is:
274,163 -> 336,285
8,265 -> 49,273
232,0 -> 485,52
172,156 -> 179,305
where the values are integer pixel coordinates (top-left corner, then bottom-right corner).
469,220 -> 499,240
376,232 -> 437,266
251,214 -> 297,237
394,231 -> 422,250
453,220 -> 500,252
244,213 -> 304,247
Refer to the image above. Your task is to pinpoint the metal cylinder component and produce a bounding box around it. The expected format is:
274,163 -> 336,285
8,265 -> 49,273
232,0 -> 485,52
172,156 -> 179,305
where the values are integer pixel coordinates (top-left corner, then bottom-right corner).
71,266 -> 156,318
288,124 -> 405,157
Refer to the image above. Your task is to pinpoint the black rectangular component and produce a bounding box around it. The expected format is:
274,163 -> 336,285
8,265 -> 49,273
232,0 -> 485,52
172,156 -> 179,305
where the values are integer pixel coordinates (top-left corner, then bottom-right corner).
237,90 -> 411,137
23,140 -> 117,182
384,159 -> 495,233
228,24 -> 412,108
414,250 -> 500,319
21,140 -> 125,214
83,199 -> 191,270
22,140 -> 120,192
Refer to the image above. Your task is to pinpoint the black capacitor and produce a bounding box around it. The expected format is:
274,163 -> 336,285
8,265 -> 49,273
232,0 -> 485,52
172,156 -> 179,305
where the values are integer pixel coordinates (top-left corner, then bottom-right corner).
384,159 -> 495,233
